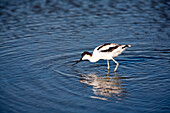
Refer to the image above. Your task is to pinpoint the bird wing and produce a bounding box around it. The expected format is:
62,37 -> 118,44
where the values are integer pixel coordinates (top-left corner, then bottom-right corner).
92,43 -> 118,56
96,43 -> 119,52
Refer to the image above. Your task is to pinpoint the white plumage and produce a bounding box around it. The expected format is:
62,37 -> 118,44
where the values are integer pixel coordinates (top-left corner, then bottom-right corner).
75,43 -> 131,72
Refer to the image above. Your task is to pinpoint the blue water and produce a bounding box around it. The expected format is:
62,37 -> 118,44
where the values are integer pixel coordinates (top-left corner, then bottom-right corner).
0,0 -> 170,113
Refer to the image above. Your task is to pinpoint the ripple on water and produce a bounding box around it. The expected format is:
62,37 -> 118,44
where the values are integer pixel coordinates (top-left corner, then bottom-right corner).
26,49 -> 138,102
0,0 -> 169,112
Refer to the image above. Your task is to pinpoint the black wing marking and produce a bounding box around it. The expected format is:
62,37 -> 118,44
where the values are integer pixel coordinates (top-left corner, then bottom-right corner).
122,45 -> 129,49
97,43 -> 111,50
100,45 -> 119,52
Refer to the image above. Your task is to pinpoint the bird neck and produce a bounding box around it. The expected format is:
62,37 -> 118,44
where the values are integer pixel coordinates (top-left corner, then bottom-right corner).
87,55 -> 99,62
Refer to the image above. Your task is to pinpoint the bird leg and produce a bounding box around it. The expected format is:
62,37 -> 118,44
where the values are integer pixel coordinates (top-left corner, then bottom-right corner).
107,60 -> 110,70
112,58 -> 119,72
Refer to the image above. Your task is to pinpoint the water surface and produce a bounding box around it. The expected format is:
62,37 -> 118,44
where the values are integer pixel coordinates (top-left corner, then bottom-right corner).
0,0 -> 170,113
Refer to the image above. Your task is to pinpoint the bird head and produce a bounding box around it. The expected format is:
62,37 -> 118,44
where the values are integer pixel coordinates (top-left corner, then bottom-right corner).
74,51 -> 92,65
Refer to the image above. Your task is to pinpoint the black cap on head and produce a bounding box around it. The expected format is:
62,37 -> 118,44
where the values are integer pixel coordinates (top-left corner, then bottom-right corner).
73,51 -> 92,65
81,51 -> 92,57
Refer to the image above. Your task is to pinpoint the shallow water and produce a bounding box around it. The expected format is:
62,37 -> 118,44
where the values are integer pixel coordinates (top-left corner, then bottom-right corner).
0,0 -> 170,113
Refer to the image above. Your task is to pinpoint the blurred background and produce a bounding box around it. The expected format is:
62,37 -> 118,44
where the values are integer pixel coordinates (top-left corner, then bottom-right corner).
0,0 -> 169,113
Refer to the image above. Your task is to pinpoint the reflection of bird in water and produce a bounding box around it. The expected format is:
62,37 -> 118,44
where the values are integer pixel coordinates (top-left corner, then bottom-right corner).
80,72 -> 127,101
75,43 -> 131,72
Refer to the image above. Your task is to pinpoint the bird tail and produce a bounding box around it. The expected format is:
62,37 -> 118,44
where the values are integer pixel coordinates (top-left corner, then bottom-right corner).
122,45 -> 132,49
128,45 -> 131,47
